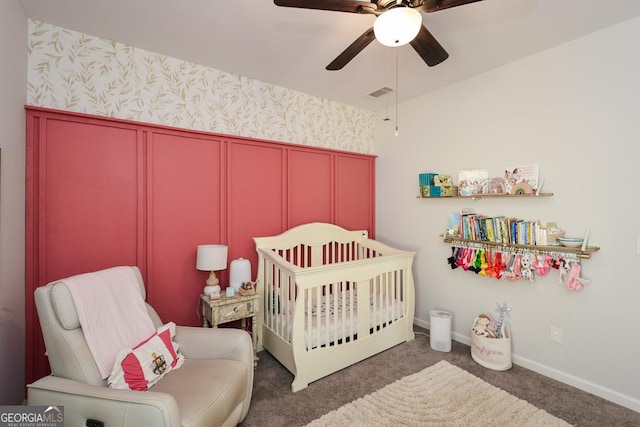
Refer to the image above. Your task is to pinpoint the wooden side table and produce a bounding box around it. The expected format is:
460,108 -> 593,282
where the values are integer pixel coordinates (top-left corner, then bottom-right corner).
200,292 -> 260,367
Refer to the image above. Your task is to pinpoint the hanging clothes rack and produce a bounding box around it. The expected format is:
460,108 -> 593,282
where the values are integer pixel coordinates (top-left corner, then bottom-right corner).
443,236 -> 598,259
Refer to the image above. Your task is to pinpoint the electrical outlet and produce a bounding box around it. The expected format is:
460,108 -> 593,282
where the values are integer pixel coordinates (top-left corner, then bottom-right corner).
550,326 -> 563,344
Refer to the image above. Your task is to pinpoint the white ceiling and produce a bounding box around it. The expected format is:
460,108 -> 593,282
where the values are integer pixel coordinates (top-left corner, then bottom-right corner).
19,0 -> 640,111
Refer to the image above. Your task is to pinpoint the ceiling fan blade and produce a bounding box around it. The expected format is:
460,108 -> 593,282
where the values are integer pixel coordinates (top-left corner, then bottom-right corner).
409,24 -> 449,66
274,0 -> 377,14
326,27 -> 376,70
413,0 -> 483,13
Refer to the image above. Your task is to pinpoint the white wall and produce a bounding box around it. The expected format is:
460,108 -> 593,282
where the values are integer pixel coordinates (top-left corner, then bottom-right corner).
376,16 -> 640,411
0,0 -> 27,405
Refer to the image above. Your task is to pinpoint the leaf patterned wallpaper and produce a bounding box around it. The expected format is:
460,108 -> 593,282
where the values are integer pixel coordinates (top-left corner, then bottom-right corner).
27,19 -> 375,154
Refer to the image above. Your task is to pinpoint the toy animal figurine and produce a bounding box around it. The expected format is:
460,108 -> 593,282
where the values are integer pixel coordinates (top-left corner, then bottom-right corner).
239,279 -> 259,296
472,314 -> 495,338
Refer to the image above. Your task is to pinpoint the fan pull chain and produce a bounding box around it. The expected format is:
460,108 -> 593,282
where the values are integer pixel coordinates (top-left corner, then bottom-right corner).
384,47 -> 391,122
384,93 -> 390,121
395,49 -> 399,136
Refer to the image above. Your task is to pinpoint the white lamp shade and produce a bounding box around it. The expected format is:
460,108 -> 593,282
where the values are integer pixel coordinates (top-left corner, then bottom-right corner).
196,244 -> 228,271
373,7 -> 422,47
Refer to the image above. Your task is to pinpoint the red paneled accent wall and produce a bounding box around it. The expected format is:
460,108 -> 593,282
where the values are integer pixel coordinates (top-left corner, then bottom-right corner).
25,107 -> 376,384
288,148 -> 333,227
146,131 -> 226,326
335,154 -> 375,231
227,141 -> 286,261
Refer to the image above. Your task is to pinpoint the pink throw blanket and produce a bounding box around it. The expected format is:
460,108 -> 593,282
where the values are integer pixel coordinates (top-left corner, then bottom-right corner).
63,266 -> 156,379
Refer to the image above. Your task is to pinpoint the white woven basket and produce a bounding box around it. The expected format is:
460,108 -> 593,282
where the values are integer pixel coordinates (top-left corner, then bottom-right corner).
470,318 -> 512,371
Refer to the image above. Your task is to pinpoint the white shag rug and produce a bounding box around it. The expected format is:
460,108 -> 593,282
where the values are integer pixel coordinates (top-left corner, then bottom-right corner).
306,360 -> 572,427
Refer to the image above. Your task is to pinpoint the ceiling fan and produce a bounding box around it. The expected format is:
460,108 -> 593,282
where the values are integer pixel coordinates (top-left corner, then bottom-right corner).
274,0 -> 483,70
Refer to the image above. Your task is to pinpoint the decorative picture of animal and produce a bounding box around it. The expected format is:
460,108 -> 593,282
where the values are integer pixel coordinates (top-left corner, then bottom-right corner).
457,169 -> 488,196
504,164 -> 539,194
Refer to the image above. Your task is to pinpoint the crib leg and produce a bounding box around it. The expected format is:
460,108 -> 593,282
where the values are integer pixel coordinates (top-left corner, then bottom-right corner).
291,376 -> 309,393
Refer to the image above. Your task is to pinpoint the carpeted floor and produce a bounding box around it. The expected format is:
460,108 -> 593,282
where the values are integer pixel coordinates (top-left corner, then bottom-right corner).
240,328 -> 640,427
306,360 -> 571,426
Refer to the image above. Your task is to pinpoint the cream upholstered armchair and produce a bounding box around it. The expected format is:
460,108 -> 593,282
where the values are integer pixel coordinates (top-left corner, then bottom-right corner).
27,266 -> 253,427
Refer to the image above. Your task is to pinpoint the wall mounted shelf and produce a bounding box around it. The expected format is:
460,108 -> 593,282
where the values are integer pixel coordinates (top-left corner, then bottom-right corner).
418,192 -> 554,200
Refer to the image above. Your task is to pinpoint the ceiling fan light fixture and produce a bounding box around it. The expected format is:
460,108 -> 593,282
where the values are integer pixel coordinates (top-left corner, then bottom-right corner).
373,7 -> 422,47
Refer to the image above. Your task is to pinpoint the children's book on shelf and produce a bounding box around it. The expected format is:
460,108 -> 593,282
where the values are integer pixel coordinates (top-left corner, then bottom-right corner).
504,164 -> 539,194
458,169 -> 489,196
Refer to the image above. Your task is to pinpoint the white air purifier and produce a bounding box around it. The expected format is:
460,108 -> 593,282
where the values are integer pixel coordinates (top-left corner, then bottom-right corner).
430,310 -> 452,352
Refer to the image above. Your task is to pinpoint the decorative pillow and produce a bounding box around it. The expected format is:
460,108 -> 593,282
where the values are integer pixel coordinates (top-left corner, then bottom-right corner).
108,322 -> 184,391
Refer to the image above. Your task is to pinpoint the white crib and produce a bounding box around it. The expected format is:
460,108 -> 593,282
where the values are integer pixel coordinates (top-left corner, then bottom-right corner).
254,222 -> 416,392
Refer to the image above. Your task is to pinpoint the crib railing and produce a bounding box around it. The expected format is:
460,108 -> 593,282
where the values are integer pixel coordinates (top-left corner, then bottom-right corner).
272,240 -> 382,269
304,281 -> 357,348
258,245 -> 411,350
300,270 -> 408,351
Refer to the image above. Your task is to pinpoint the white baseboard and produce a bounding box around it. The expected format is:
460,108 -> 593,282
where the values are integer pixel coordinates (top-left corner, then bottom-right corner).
413,317 -> 429,330
415,318 -> 640,413
511,354 -> 640,413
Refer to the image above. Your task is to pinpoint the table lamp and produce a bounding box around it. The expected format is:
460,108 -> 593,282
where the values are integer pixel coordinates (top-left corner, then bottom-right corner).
196,244 -> 228,299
